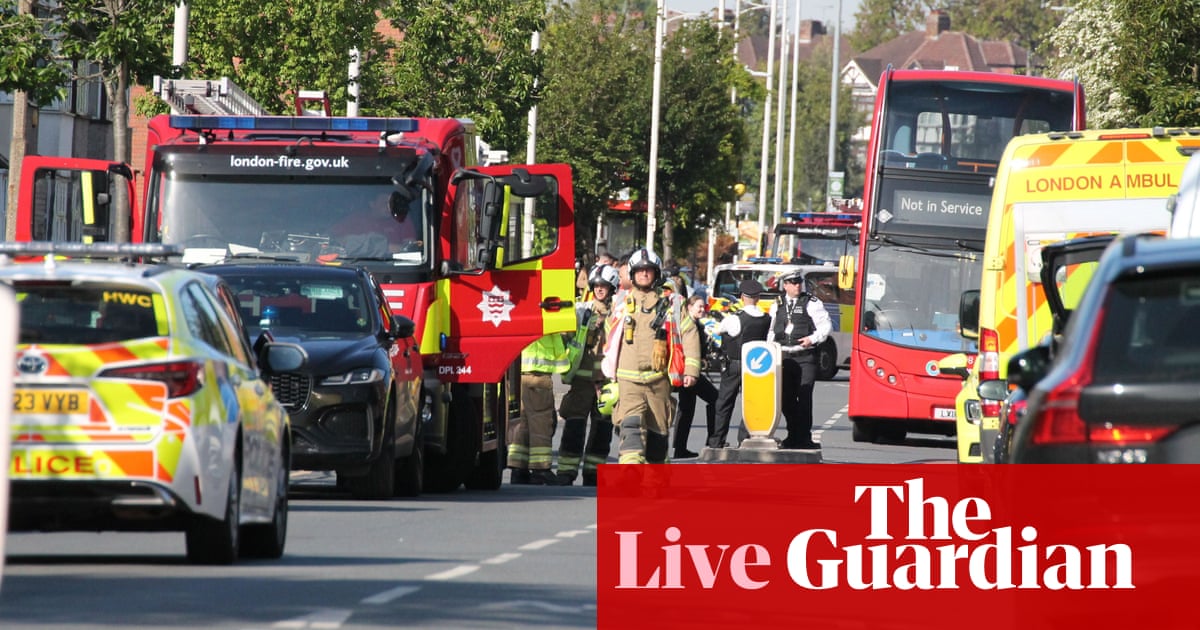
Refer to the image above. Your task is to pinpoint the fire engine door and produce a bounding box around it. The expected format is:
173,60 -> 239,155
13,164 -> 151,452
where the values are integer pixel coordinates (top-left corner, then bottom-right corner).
14,157 -> 132,243
440,164 -> 576,384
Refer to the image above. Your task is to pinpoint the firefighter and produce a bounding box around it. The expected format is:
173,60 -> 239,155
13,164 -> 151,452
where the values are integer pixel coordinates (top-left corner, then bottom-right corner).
768,268 -> 832,449
509,334 -> 569,484
600,248 -> 700,464
554,264 -> 620,486
709,279 -> 771,448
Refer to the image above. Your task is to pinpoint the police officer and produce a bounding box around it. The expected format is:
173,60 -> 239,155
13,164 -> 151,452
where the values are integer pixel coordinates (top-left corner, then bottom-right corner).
555,264 -> 619,486
768,269 -> 832,449
600,248 -> 700,464
709,279 -> 771,449
509,334 -> 569,484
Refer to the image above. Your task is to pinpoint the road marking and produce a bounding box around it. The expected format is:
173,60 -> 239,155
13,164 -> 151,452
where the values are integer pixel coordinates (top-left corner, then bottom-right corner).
481,552 -> 521,565
813,405 -> 848,439
555,529 -> 592,538
272,609 -> 353,628
481,600 -> 596,614
426,564 -> 480,581
360,585 -> 421,605
518,538 -> 561,551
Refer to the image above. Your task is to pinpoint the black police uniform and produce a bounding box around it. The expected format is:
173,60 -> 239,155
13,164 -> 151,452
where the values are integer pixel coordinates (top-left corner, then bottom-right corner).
774,292 -> 821,448
709,308 -> 770,448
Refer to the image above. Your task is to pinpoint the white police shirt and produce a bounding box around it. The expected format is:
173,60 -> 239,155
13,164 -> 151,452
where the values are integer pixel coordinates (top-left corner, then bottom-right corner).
767,294 -> 832,351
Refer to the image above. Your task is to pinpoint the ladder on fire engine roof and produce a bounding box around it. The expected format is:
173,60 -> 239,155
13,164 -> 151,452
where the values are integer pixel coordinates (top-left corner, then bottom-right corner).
152,76 -> 268,116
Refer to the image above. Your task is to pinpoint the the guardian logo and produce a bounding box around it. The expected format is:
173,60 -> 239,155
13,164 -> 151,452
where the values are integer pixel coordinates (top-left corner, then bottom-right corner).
613,478 -> 1133,591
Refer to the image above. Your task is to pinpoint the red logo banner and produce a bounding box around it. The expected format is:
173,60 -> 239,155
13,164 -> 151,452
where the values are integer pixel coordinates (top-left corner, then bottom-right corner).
597,464 -> 1200,629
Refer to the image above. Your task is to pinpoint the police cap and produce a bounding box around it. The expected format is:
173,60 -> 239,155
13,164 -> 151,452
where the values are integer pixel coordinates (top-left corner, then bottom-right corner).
738,279 -> 764,297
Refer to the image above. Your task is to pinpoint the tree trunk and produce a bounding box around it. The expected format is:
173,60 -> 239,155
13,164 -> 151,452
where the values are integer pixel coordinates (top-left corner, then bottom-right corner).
4,0 -> 35,241
4,90 -> 34,242
110,63 -> 131,242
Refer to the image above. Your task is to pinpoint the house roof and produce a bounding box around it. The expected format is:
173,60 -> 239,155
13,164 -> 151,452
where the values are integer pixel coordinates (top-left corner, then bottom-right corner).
849,10 -> 1029,90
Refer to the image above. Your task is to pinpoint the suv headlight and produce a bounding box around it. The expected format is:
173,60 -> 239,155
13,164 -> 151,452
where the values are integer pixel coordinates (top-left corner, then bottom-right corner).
320,368 -> 384,386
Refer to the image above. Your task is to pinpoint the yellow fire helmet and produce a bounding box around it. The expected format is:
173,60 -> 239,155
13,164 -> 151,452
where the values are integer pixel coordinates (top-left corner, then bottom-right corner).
597,381 -> 619,416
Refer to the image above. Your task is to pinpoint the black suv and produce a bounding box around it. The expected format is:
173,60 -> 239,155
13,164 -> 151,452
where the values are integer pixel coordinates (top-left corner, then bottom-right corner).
204,263 -> 424,497
1009,234 -> 1200,463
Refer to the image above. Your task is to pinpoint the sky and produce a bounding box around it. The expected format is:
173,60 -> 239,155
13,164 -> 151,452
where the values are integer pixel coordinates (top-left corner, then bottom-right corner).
670,0 -> 861,31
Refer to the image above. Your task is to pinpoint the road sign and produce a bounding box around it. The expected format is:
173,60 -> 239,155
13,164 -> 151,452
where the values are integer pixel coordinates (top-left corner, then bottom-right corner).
740,341 -> 780,438
0,284 -> 16,590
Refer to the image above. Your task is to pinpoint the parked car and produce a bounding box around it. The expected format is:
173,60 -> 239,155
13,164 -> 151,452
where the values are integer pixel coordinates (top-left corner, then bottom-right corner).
1009,233 -> 1200,463
2,242 -> 305,564
202,262 -> 424,498
986,235 -> 1115,463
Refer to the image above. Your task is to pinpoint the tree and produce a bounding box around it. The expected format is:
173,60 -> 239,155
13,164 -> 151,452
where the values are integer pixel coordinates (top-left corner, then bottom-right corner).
784,44 -> 863,211
651,19 -> 747,261
185,0 -> 390,116
1044,0 -> 1133,128
1110,0 -> 1200,127
947,0 -> 1060,74
381,0 -> 545,151
57,0 -> 176,241
848,0 -> 933,52
2,0 -> 70,240
537,0 -> 651,254
0,2 -> 68,103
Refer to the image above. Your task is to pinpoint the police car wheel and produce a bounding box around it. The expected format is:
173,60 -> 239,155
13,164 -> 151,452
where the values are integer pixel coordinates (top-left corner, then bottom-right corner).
187,456 -> 241,565
242,440 -> 289,558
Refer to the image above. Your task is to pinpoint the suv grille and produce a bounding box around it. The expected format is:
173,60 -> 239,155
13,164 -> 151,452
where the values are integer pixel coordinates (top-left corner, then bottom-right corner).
270,373 -> 311,410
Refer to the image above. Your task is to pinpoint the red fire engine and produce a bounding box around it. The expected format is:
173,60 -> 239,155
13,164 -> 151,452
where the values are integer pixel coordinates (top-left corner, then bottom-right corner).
14,81 -> 576,492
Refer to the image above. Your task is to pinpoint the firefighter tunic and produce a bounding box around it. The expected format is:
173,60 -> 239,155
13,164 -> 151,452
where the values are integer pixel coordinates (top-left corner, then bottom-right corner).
601,285 -> 700,463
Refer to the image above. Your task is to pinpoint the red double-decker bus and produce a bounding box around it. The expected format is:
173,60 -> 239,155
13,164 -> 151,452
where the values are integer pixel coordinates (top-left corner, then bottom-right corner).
842,68 -> 1084,443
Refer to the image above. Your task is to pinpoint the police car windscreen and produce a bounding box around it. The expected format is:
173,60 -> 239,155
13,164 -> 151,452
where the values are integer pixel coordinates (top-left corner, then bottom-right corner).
16,285 -> 161,344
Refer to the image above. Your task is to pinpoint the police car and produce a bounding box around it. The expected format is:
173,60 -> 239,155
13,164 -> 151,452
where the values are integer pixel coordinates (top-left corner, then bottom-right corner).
710,259 -> 852,380
2,243 -> 306,564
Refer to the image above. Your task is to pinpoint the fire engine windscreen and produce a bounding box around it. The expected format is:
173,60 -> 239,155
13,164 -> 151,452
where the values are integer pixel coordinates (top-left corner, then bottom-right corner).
158,175 -> 429,266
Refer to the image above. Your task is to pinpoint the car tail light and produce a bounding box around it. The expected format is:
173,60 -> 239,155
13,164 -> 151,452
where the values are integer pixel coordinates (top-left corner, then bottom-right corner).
1027,305 -> 1173,447
100,360 -> 204,398
979,328 -> 1001,417
1005,397 -> 1025,427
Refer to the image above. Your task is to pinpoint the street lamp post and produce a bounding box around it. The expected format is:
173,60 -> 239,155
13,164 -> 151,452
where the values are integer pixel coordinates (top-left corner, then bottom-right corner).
646,6 -> 708,252
755,0 -> 779,256
826,0 -> 842,210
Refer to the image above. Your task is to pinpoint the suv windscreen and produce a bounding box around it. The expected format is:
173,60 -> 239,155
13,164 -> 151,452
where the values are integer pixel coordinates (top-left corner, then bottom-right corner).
1093,270 -> 1200,383
16,285 -> 163,344
219,275 -> 372,338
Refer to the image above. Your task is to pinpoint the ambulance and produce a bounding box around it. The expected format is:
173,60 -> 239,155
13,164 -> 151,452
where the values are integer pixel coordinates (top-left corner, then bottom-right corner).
946,128 -> 1200,462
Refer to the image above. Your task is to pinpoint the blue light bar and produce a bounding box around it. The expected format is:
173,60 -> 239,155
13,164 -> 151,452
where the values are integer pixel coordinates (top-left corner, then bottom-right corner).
0,241 -> 183,258
781,212 -> 859,222
169,115 -> 420,133
746,256 -> 784,264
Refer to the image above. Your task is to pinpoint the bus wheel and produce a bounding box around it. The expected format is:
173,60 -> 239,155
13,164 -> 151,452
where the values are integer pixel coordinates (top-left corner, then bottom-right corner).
851,419 -> 877,443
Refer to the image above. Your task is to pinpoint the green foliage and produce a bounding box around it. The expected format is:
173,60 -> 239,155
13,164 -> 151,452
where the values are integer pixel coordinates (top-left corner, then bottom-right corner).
380,0 -> 545,150
185,0 -> 390,116
848,0 -> 934,52
947,0 -> 1058,58
57,0 -> 175,88
537,0 -> 653,248
0,5 -> 68,104
1110,0 -> 1200,127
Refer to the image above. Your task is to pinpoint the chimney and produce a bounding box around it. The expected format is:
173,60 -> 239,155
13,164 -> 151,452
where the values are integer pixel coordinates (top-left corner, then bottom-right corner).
799,20 -> 825,43
926,10 -> 950,38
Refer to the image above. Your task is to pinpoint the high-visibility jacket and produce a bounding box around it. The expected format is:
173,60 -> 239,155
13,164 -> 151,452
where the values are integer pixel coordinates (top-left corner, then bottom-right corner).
521,334 -> 570,374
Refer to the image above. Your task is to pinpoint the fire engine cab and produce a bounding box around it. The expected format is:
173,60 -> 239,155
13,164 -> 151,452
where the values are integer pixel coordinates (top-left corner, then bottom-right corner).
14,79 -> 577,492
